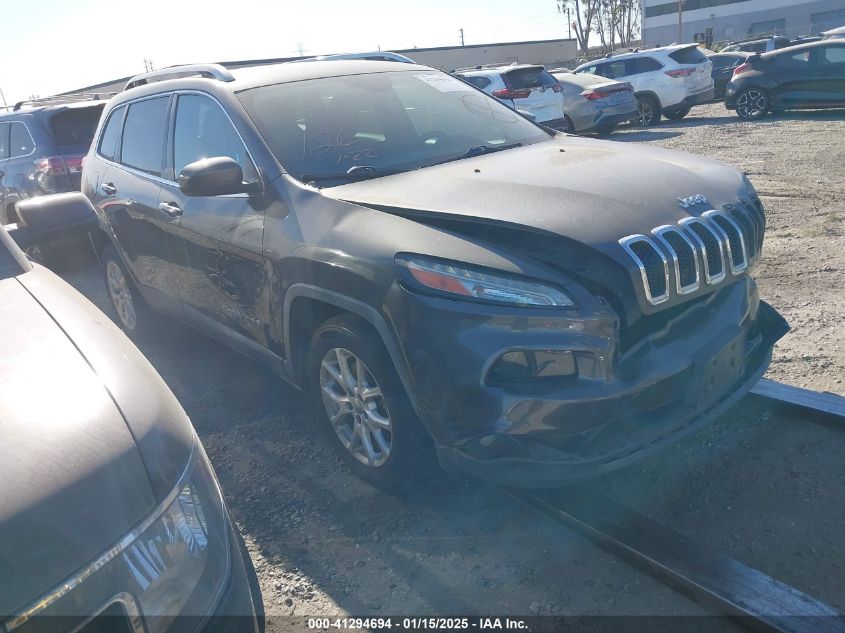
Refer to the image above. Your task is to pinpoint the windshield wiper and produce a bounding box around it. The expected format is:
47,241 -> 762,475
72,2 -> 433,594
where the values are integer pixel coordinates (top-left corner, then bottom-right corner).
422,142 -> 524,169
300,165 -> 403,186
463,142 -> 523,158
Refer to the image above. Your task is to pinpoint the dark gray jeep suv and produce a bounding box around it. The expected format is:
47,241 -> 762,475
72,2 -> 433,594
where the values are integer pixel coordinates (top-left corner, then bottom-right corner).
75,60 -> 787,488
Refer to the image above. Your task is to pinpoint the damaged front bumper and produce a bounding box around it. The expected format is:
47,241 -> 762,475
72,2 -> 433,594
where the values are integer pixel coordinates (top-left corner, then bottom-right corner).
387,278 -> 789,488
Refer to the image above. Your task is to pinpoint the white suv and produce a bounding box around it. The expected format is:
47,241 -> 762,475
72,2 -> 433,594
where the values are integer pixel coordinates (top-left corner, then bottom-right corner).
453,64 -> 566,129
573,45 -> 714,126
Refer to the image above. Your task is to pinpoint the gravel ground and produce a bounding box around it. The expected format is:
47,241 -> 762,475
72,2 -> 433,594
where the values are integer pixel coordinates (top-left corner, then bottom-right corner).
53,101 -> 844,629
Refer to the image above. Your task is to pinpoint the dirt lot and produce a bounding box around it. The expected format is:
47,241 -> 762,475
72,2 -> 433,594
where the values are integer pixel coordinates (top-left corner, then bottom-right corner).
57,101 -> 844,629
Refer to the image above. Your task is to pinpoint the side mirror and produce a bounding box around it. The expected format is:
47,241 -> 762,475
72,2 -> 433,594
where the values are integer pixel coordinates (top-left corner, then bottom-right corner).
11,192 -> 98,245
178,157 -> 248,197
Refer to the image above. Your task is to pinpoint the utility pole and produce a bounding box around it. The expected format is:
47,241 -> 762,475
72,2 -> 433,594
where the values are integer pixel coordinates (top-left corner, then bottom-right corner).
567,7 -> 572,40
459,28 -> 465,46
295,43 -> 309,56
143,58 -> 154,72
677,0 -> 683,43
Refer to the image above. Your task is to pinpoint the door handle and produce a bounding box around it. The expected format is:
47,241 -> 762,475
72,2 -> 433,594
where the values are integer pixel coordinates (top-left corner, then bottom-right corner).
100,182 -> 117,196
159,201 -> 183,217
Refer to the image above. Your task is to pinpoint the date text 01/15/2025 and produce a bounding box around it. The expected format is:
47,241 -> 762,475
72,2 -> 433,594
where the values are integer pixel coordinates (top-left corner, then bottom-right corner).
307,617 -> 529,630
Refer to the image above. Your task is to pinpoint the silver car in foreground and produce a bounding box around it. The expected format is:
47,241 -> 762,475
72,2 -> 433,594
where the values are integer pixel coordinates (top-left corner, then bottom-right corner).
551,71 -> 638,134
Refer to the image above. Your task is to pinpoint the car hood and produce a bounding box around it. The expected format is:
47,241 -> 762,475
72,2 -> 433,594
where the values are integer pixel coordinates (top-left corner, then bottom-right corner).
325,135 -> 747,259
0,264 -> 194,616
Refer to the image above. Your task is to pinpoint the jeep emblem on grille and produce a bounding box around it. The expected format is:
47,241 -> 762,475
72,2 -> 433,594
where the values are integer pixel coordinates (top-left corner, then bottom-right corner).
678,194 -> 709,209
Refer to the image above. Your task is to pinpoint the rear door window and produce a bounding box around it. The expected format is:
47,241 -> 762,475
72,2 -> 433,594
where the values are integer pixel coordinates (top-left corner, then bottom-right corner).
47,104 -> 105,155
172,93 -> 256,179
97,106 -> 126,161
120,96 -> 170,176
0,123 -> 8,159
669,47 -> 708,64
625,57 -> 663,75
9,122 -> 35,157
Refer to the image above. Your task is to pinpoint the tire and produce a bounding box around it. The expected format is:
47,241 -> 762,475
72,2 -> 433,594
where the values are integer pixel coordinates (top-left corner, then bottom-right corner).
735,88 -> 769,120
562,115 -> 576,134
101,244 -> 158,339
635,95 -> 661,127
307,314 -> 435,489
663,105 -> 691,120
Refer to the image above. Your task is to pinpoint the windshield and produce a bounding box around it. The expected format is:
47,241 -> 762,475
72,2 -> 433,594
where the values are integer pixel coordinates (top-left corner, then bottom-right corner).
237,70 -> 551,186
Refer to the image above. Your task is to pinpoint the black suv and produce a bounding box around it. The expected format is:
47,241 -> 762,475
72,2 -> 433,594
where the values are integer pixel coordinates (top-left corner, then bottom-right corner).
0,98 -> 105,224
72,61 -> 786,488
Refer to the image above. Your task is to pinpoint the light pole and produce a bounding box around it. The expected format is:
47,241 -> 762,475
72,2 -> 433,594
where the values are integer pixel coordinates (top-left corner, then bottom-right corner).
678,0 -> 683,43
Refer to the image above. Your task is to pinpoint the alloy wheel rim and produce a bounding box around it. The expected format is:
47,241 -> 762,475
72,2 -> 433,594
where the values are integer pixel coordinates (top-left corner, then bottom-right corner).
737,90 -> 766,118
319,348 -> 392,467
638,102 -> 654,126
106,261 -> 137,330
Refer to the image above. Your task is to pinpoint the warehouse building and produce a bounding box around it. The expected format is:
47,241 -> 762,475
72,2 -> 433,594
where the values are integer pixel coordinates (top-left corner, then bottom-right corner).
641,0 -> 845,47
59,38 -> 578,98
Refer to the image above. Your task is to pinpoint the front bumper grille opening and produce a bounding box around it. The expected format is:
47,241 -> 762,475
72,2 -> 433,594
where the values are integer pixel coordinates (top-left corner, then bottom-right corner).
654,226 -> 699,293
681,218 -> 725,284
620,236 -> 669,304
704,210 -> 747,274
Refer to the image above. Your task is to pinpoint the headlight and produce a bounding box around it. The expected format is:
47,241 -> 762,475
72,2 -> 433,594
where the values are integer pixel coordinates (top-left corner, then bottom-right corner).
4,437 -> 231,633
126,439 -> 230,632
396,254 -> 575,308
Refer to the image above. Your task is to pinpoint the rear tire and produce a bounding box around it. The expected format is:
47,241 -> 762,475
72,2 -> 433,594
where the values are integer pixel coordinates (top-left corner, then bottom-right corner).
307,314 -> 435,490
635,95 -> 661,127
663,105 -> 691,120
101,244 -> 158,340
594,123 -> 617,135
736,88 -> 769,120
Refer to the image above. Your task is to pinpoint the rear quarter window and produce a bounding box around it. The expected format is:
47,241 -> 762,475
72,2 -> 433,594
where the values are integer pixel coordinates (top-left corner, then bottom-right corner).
9,122 -> 35,157
48,104 -> 105,155
669,47 -> 708,64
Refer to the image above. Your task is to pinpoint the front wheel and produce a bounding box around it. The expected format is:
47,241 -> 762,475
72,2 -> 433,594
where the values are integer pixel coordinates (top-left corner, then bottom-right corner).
663,105 -> 691,120
308,315 -> 435,489
635,95 -> 661,127
736,88 -> 769,120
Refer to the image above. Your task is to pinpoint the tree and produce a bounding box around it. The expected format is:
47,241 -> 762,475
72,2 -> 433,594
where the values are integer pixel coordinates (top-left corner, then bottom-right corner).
558,0 -> 640,56
557,0 -> 601,57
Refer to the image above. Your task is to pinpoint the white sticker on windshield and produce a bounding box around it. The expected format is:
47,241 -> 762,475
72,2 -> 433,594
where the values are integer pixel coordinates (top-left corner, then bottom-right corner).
415,74 -> 468,92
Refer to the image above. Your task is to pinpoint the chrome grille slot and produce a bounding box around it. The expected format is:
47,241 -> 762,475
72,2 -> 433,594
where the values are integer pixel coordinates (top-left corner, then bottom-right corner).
653,225 -> 700,294
730,208 -> 758,263
679,217 -> 725,285
703,210 -> 747,274
619,235 -> 670,305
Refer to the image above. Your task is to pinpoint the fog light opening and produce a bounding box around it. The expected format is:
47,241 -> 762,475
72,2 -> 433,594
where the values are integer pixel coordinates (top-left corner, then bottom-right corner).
487,350 -> 578,385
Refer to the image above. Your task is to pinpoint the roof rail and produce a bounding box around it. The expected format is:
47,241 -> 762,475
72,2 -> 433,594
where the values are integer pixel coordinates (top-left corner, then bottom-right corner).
10,93 -> 114,111
124,63 -> 235,91
452,62 -> 525,72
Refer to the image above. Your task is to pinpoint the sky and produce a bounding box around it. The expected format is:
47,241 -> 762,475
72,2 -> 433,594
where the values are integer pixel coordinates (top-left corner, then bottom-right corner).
0,0 -> 577,106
